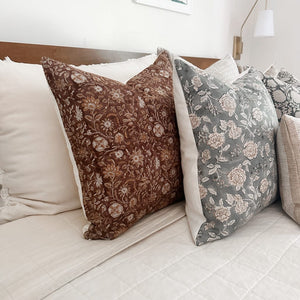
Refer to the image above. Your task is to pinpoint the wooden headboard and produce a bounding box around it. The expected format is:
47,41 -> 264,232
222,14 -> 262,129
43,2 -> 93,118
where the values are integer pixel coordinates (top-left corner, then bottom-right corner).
0,41 -> 217,69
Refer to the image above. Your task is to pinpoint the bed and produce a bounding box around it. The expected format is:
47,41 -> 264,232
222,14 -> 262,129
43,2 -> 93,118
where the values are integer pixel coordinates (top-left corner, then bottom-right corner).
0,42 -> 299,300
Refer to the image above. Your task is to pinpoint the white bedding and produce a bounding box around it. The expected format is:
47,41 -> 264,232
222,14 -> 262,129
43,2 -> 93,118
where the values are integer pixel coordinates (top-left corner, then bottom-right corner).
1,202 -> 300,300
0,202 -> 184,300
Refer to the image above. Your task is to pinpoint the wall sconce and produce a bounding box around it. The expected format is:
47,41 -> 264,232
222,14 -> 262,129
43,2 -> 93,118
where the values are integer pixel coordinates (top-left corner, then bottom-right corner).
233,0 -> 274,60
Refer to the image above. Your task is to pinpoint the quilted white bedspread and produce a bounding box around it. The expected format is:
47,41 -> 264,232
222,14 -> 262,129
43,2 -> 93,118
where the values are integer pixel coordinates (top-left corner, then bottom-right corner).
1,201 -> 300,300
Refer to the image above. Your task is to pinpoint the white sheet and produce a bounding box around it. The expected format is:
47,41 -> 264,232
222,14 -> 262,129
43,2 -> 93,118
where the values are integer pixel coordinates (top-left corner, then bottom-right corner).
1,202 -> 300,300
0,202 -> 185,300
46,202 -> 300,300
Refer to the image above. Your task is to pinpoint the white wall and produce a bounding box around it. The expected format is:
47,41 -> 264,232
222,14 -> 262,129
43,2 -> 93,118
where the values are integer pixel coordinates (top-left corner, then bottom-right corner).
0,0 -> 236,59
238,0 -> 300,78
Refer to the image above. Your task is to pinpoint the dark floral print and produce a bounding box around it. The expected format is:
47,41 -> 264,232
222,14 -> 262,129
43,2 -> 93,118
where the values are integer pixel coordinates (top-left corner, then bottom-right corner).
42,52 -> 183,240
262,74 -> 300,121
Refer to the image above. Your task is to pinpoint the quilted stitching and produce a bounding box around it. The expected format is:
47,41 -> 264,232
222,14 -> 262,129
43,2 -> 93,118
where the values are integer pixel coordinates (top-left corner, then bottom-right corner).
45,203 -> 300,300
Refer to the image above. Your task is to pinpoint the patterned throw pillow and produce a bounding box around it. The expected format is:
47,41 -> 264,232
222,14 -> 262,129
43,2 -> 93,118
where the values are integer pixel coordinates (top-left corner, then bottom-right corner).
42,52 -> 184,240
262,74 -> 300,121
175,59 -> 278,246
277,68 -> 300,92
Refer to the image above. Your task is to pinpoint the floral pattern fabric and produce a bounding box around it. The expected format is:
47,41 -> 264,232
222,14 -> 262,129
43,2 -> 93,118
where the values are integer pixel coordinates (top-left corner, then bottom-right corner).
277,69 -> 300,92
175,60 -> 278,245
262,73 -> 300,121
42,52 -> 183,240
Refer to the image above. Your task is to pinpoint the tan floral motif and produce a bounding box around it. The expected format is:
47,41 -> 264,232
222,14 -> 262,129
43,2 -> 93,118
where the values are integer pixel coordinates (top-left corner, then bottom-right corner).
189,113 -> 201,129
199,184 -> 208,199
94,85 -> 103,92
102,119 -> 113,130
203,221 -> 215,231
82,96 -> 100,111
162,183 -> 171,194
219,94 -> 236,116
110,89 -> 124,103
95,173 -> 103,188
215,206 -> 231,222
157,87 -> 167,96
115,133 -> 124,144
201,149 -> 211,163
153,123 -> 164,137
131,149 -> 144,167
160,149 -> 171,161
227,121 -> 242,140
43,52 -> 183,240
103,164 -> 122,179
207,132 -> 225,149
92,137 -> 108,152
159,70 -> 170,78
115,150 -> 124,159
139,132 -> 149,143
119,186 -> 129,197
243,141 -> 258,160
252,108 -> 263,121
227,167 -> 246,189
260,178 -> 269,193
234,194 -> 248,214
191,75 -> 202,90
71,72 -> 87,83
108,203 -> 124,218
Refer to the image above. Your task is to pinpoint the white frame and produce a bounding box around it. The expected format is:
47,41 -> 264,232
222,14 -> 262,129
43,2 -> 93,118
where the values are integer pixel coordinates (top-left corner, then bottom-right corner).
135,0 -> 192,15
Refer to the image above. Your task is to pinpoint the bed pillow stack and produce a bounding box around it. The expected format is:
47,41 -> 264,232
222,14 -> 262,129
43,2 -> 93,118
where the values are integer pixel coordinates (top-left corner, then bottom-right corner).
42,51 -> 184,239
263,66 -> 300,225
0,54 -> 156,224
174,58 -> 278,245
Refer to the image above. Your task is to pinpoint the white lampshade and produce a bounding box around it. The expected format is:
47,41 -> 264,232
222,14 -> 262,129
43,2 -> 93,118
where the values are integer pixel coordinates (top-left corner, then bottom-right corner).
254,10 -> 274,37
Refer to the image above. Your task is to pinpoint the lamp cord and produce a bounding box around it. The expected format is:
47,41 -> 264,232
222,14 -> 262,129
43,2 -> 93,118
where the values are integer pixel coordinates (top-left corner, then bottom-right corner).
240,0 -> 259,37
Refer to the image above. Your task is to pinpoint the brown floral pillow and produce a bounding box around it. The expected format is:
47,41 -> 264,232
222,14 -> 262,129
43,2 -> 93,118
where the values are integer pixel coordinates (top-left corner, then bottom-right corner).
42,52 -> 183,240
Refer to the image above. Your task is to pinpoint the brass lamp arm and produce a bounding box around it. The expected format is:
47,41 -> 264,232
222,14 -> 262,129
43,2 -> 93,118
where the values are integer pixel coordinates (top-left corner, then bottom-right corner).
233,0 -> 262,60
240,0 -> 259,37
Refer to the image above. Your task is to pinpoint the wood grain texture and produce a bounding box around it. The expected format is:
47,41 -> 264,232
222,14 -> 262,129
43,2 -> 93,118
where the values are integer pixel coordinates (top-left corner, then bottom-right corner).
0,41 -> 218,68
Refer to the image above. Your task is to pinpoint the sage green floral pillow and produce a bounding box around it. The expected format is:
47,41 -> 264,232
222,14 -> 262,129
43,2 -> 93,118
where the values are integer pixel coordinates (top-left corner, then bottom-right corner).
175,60 -> 279,246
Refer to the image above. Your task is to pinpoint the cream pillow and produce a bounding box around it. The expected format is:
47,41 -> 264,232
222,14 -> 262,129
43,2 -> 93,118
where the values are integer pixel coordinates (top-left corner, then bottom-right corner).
277,114 -> 300,224
78,54 -> 157,83
0,54 -> 156,223
264,64 -> 278,77
205,54 -> 240,84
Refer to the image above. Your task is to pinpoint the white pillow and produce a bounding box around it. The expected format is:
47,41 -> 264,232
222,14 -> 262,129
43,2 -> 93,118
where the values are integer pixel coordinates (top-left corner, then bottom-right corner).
205,54 -> 240,84
264,64 -> 278,77
0,53 -> 156,223
78,54 -> 157,83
